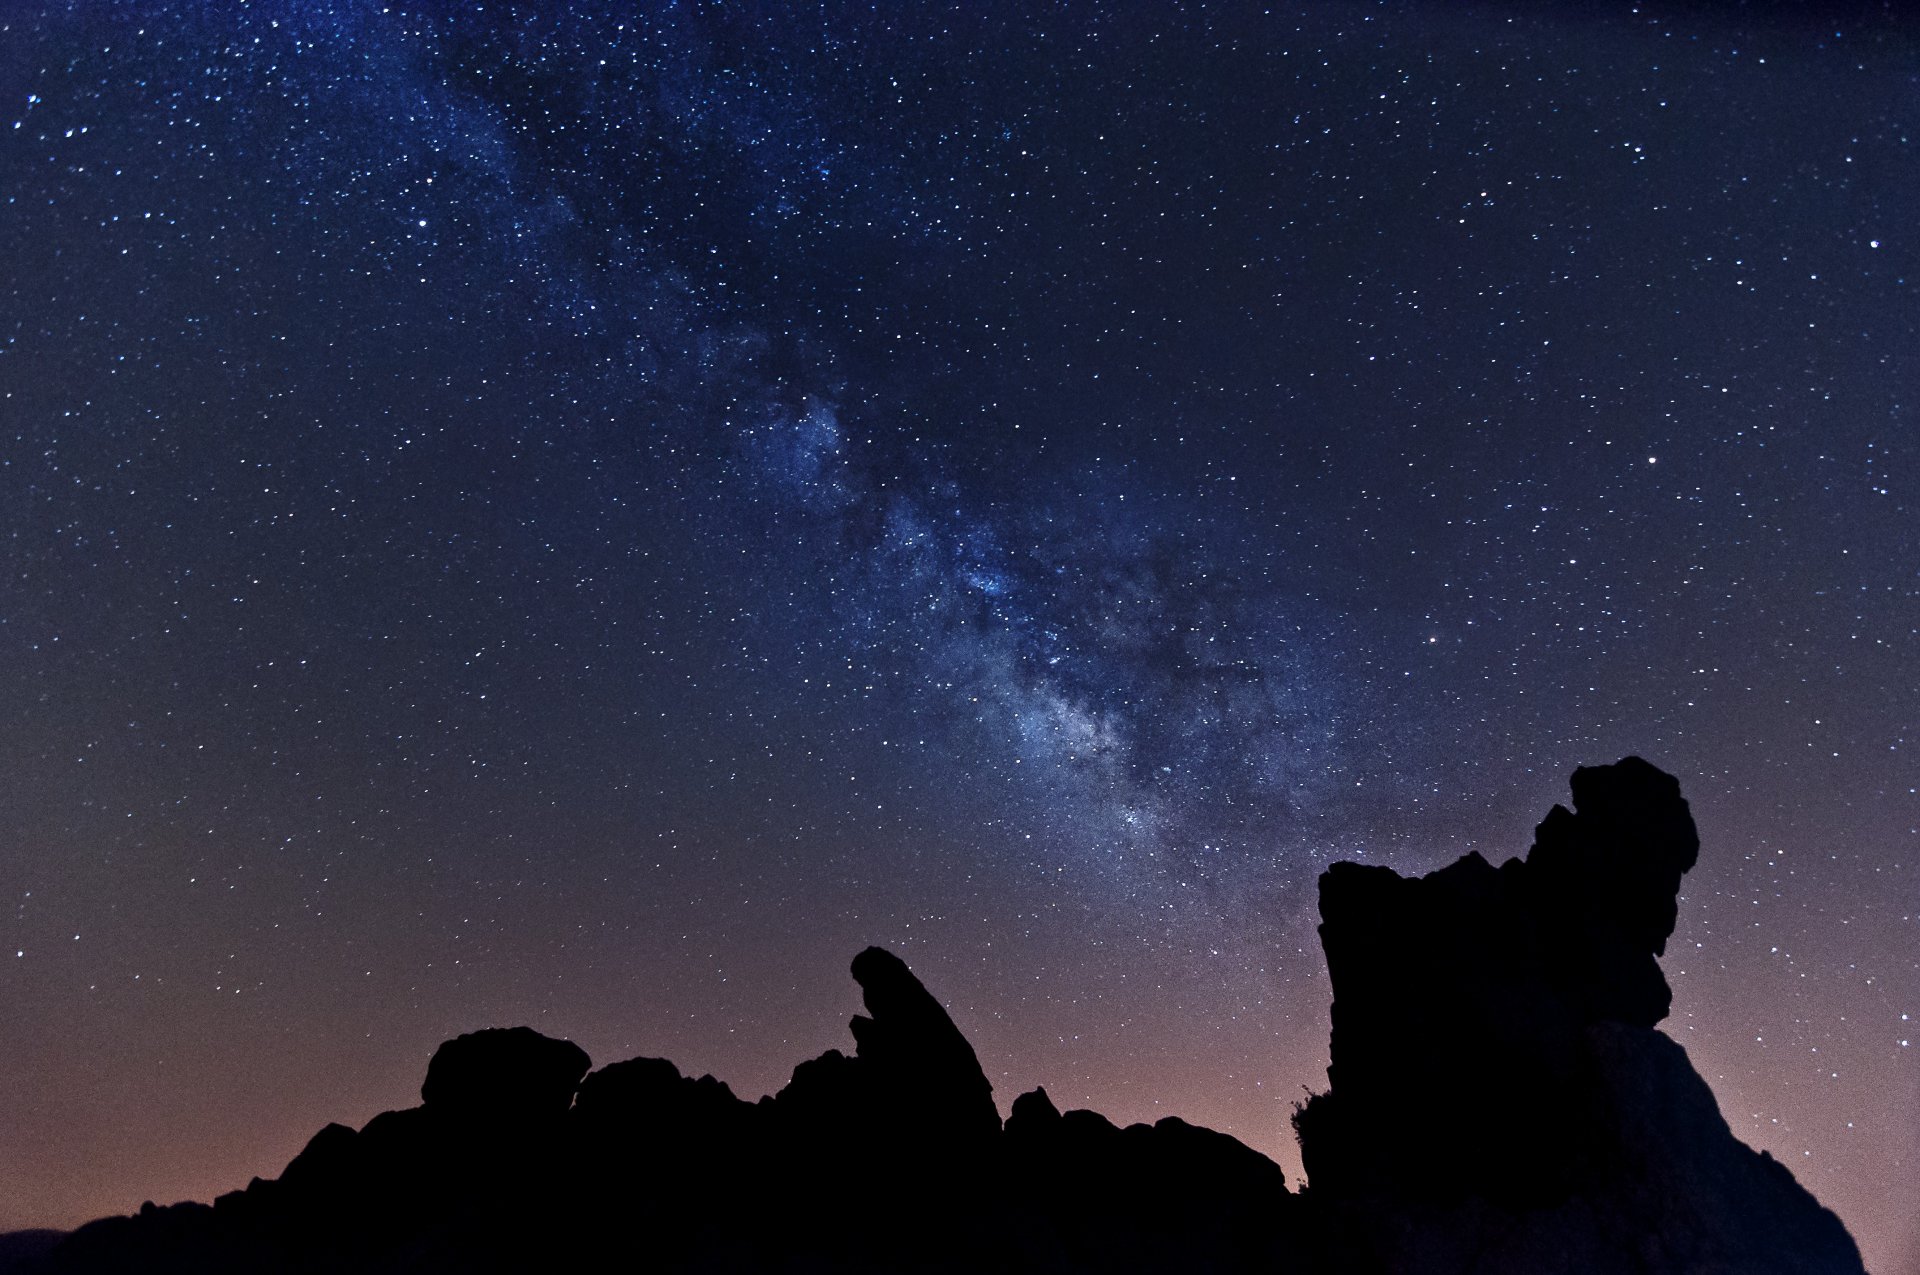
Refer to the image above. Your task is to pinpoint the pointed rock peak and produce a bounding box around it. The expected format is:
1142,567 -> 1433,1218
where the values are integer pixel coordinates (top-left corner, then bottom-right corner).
784,1046 -> 855,1090
419,1026 -> 591,1121
845,946 -> 1000,1142
277,1122 -> 358,1189
847,946 -> 972,1064
1005,1086 -> 1062,1139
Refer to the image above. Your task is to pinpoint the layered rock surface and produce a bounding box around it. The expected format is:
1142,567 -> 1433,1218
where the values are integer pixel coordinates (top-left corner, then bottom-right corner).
16,759 -> 1865,1274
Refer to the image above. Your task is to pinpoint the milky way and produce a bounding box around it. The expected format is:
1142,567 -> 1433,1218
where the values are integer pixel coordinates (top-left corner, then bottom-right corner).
2,5 -> 1915,1270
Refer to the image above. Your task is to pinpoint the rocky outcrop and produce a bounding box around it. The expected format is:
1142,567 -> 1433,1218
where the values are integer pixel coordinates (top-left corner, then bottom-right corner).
419,1026 -> 591,1122
846,944 -> 1001,1146
571,1054 -> 751,1149
1295,756 -> 1863,1273
1000,1085 -> 1301,1273
33,758 -> 1867,1274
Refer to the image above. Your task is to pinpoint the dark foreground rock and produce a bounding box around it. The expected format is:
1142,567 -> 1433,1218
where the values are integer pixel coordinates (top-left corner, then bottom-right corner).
0,1231 -> 64,1275
34,759 -> 1862,1274
1295,756 -> 1861,1273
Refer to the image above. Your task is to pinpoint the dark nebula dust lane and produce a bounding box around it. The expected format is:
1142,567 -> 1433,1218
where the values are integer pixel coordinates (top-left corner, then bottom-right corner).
1,4 -> 1915,1270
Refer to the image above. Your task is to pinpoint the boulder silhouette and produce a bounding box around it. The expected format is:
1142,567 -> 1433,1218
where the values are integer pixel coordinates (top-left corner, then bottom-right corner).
567,1055 -> 754,1207
419,1026 -> 591,1121
571,1055 -> 750,1144
1003,1083 -> 1065,1139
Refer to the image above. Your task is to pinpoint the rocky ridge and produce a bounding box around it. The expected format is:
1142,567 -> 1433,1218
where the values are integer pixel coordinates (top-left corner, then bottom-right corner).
20,759 -> 1863,1274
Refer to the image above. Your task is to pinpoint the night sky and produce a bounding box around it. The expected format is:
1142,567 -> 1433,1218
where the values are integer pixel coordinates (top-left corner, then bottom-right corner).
2,2 -> 1916,1269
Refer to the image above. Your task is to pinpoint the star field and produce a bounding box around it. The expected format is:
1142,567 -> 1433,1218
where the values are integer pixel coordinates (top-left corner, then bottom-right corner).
2,4 -> 1916,1270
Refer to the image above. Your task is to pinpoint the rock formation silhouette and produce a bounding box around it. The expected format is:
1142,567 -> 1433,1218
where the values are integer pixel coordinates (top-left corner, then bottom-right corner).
8,758 -> 1864,1274
1300,755 -> 1701,1204
1293,757 -> 1862,1273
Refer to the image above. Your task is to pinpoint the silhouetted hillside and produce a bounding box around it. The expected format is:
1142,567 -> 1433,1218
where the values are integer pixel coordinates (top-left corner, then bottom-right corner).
6,759 -> 1864,1274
